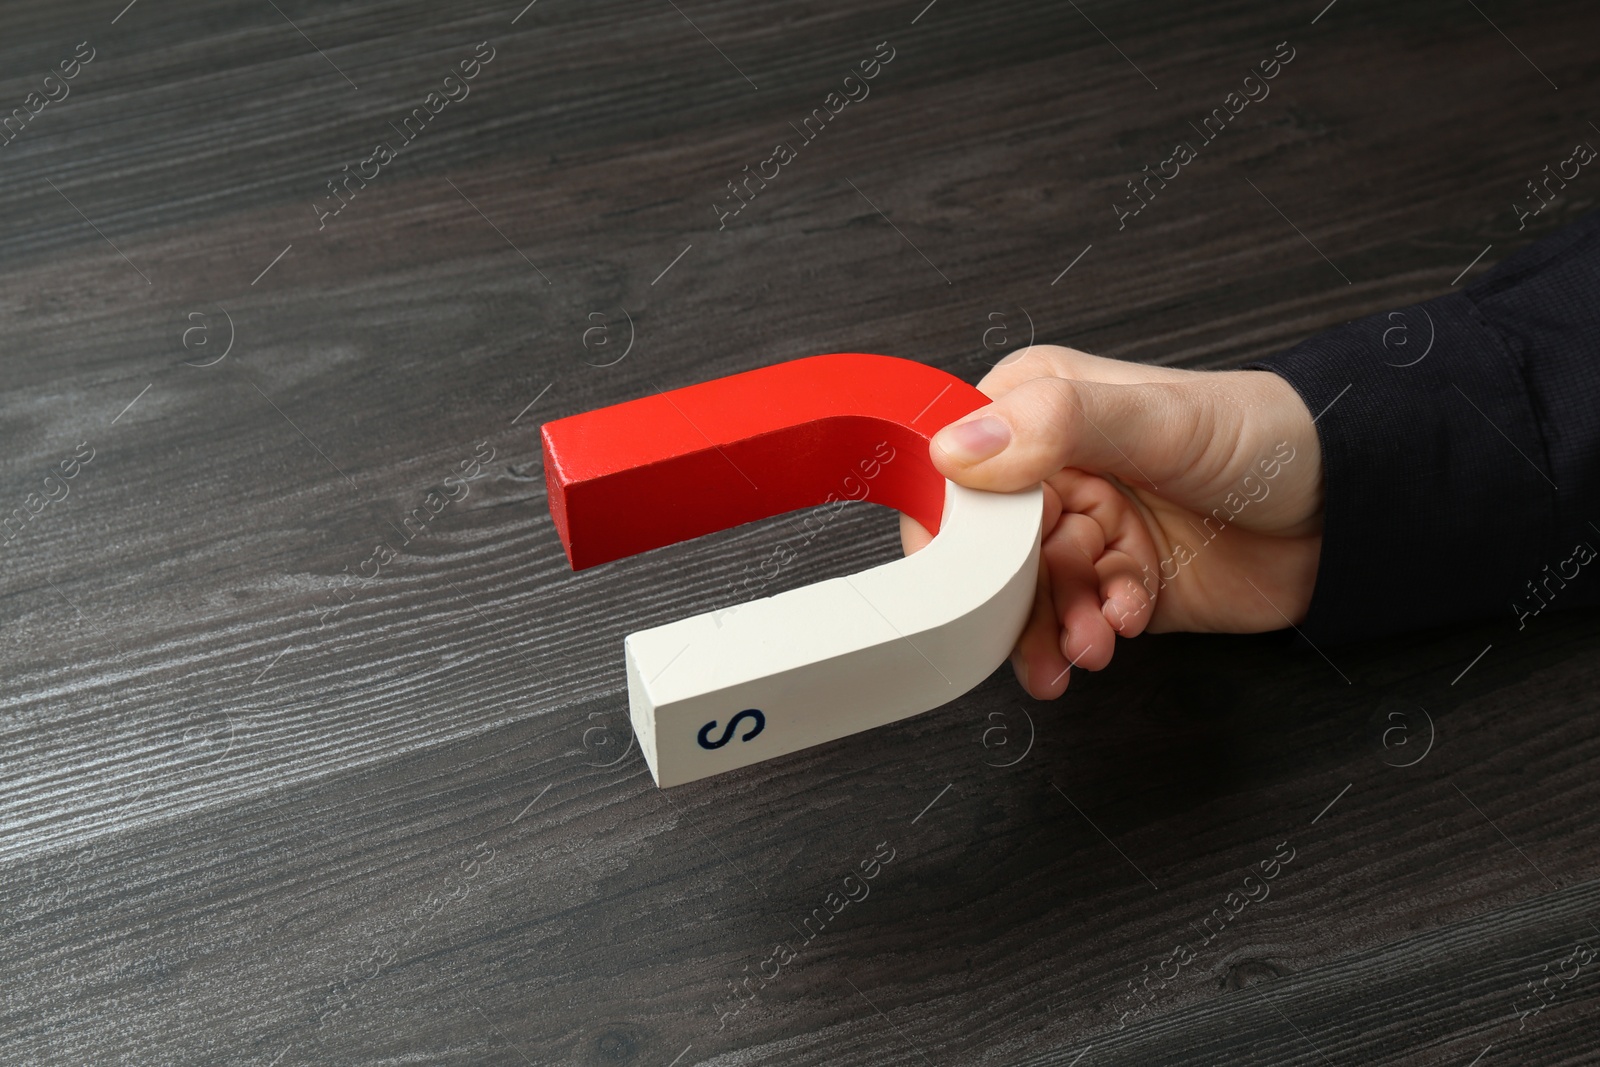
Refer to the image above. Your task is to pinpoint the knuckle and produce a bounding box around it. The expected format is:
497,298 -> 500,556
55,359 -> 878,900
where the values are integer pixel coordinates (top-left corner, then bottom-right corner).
1031,376 -> 1082,431
986,344 -> 1067,386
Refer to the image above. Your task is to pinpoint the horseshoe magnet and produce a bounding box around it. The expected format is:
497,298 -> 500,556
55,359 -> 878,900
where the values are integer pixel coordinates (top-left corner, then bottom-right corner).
541,353 -> 1042,788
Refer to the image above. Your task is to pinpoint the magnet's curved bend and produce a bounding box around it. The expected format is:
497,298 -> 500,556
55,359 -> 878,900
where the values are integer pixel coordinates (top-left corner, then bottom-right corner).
541,353 -> 1042,787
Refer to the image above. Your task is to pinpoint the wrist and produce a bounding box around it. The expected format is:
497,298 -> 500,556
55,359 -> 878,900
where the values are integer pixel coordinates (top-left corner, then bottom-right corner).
1235,369 -> 1325,535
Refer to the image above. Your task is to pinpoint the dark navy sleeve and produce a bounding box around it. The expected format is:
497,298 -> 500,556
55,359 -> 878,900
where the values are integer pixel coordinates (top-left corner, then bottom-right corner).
1244,209 -> 1600,644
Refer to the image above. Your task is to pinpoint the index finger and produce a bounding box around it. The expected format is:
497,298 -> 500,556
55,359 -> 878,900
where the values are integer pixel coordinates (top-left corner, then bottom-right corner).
978,344 -> 1194,400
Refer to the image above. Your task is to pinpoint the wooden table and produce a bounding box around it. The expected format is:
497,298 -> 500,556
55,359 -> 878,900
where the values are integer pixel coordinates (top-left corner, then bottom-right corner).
4,0 -> 1598,1063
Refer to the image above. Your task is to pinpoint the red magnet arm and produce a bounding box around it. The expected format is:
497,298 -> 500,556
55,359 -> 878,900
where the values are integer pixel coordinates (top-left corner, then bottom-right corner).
540,353 -> 987,570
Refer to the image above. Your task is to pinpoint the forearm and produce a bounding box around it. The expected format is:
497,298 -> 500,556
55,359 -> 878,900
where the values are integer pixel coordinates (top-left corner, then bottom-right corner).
1246,210 -> 1600,643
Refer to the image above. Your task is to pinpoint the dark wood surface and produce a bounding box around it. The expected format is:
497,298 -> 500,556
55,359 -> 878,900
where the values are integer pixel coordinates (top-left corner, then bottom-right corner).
3,0 -> 1599,1063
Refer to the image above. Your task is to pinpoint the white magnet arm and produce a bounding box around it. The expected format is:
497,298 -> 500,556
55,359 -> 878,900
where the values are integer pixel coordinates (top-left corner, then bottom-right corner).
625,480 -> 1043,787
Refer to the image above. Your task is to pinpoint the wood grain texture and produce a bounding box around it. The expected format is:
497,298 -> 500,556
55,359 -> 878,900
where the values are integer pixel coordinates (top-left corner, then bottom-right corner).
2,0 -> 1598,1063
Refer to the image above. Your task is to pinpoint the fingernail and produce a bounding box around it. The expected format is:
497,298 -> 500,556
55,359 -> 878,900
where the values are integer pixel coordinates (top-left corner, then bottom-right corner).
934,414 -> 1010,464
1104,582 -> 1147,633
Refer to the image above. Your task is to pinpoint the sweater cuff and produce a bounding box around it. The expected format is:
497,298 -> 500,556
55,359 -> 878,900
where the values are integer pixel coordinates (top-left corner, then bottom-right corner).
1244,290 -> 1556,645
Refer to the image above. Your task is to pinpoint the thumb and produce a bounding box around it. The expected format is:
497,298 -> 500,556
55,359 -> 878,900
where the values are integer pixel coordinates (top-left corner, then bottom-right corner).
929,376 -> 1216,495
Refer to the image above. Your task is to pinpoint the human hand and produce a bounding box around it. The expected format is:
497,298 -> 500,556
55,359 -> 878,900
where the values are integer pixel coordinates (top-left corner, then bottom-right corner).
901,345 -> 1325,700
